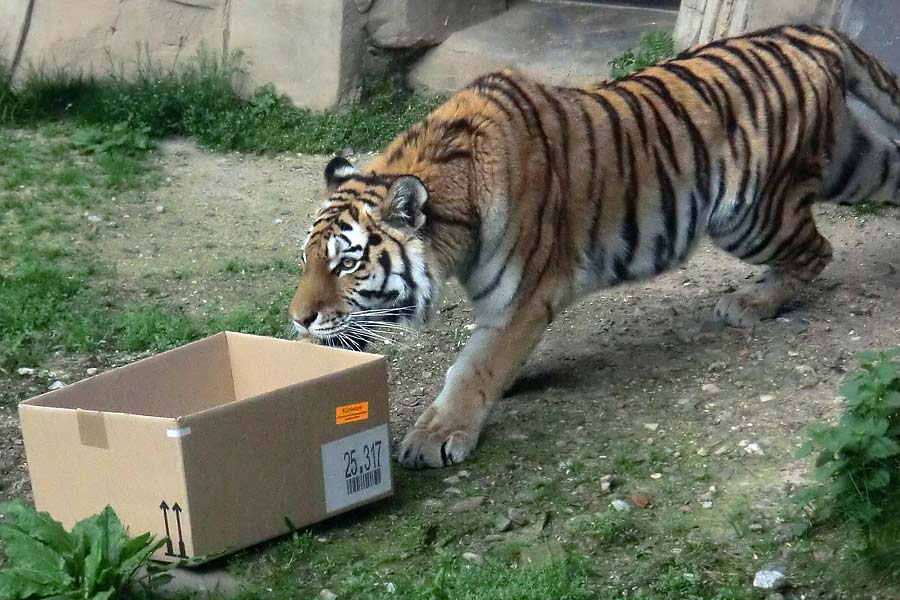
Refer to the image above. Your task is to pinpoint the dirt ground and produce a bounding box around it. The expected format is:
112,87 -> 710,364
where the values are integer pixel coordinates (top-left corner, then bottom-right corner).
3,140 -> 900,595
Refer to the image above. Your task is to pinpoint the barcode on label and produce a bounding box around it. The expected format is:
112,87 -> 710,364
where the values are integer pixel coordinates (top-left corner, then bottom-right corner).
346,468 -> 382,495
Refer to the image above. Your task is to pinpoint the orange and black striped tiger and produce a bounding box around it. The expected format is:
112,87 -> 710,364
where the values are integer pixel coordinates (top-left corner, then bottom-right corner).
289,25 -> 900,468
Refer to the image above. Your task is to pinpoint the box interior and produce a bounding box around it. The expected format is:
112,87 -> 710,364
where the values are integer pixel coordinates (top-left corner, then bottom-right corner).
21,333 -> 377,418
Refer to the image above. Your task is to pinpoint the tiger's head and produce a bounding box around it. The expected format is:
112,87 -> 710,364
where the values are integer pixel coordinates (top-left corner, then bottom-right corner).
289,157 -> 436,350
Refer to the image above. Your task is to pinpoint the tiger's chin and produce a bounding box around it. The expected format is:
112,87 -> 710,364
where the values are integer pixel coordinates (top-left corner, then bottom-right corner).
322,335 -> 369,352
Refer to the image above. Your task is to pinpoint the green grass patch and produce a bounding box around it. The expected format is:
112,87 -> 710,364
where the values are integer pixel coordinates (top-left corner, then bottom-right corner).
2,51 -> 442,155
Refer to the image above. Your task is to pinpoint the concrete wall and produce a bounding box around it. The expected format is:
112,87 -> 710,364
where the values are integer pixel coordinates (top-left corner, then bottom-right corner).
674,0 -> 900,73
1,0 -> 505,110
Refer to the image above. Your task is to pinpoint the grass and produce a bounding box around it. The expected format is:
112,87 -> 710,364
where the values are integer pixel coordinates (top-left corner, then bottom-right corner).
2,51 -> 443,155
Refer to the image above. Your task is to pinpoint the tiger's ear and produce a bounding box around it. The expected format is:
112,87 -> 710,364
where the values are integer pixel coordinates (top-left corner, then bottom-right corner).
324,157 -> 359,192
384,175 -> 428,230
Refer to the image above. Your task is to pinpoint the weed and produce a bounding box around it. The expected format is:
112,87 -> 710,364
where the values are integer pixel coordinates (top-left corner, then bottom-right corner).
609,31 -> 675,79
0,501 -> 170,599
795,348 -> 900,579
850,201 -> 883,217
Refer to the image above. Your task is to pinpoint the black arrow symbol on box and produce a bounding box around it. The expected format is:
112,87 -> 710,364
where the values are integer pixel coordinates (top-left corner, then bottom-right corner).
172,502 -> 187,558
159,501 -> 175,556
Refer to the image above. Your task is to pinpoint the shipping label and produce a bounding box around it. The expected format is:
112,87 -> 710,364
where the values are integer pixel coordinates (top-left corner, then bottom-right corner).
321,424 -> 391,513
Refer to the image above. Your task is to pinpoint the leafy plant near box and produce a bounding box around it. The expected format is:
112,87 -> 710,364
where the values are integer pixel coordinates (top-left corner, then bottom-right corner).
795,348 -> 900,577
0,502 -> 171,599
609,31 -> 676,79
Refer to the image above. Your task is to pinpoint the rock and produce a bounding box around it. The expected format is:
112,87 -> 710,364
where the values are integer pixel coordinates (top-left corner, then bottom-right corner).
600,480 -> 611,494
519,541 -> 565,569
320,590 -> 338,600
714,446 -> 729,456
462,551 -> 482,563
155,205 -> 166,213
759,394 -> 775,403
368,0 -> 506,49
48,380 -> 66,391
146,565 -> 244,598
750,523 -> 765,532
273,217 -> 284,225
631,494 -> 650,509
702,383 -> 721,393
753,566 -> 787,590
600,474 -> 613,484
701,501 -> 714,509
515,489 -> 539,503
86,368 -> 98,376
794,365 -> 814,375
643,423 -> 659,432
650,472 -> 662,480
16,367 -> 35,376
708,361 -> 727,371
696,447 -> 709,457
450,496 -> 485,513
457,469 -> 471,478
744,442 -> 765,456
442,475 -> 461,485
384,582 -> 397,593
445,487 -> 463,496
611,499 -> 630,512
507,508 -> 528,526
87,214 -> 102,223
495,516 -> 515,532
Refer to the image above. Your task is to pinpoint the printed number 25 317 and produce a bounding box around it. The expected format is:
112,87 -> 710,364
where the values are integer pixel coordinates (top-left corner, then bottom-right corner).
343,440 -> 382,479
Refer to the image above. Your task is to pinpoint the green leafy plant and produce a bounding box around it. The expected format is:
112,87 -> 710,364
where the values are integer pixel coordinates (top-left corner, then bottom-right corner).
794,349 -> 900,578
609,31 -> 675,79
71,122 -> 153,157
0,502 -> 171,599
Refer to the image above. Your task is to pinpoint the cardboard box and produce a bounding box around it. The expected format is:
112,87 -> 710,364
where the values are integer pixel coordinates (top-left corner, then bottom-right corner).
18,332 -> 393,562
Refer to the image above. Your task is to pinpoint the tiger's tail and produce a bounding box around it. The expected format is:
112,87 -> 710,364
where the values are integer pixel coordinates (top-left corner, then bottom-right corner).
823,31 -> 900,205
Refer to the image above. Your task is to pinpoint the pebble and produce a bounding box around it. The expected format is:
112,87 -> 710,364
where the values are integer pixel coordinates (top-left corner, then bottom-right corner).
16,367 -> 35,376
87,214 -> 102,223
444,487 -> 463,496
462,552 -> 482,563
702,383 -> 721,393
708,361 -> 727,371
450,496 -> 484,513
86,368 -> 98,376
507,508 -> 528,526
643,423 -> 659,432
650,472 -> 662,480
759,394 -> 775,403
457,469 -> 471,478
495,516 -> 515,532
631,494 -> 650,509
744,442 -> 765,456
600,480 -> 611,494
611,499 -> 631,512
753,566 -> 787,590
701,501 -> 714,509
714,446 -> 729,456
273,217 -> 284,224
696,447 -> 709,457
442,475 -> 461,485
155,205 -> 166,213
48,380 -> 66,391
319,590 -> 338,600
385,582 -> 396,594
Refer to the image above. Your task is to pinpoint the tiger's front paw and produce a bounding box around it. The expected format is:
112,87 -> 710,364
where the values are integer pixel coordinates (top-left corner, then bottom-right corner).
398,406 -> 479,469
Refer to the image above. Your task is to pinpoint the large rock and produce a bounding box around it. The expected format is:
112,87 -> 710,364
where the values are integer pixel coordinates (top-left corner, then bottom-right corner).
367,0 -> 507,49
15,0 -> 226,79
408,0 -> 677,95
230,0 -> 367,111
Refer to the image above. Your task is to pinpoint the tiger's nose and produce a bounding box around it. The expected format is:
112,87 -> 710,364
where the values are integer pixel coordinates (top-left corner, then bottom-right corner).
296,312 -> 318,328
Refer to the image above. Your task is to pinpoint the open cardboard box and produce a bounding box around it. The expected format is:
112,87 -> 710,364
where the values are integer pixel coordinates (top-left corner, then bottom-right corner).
18,332 -> 393,562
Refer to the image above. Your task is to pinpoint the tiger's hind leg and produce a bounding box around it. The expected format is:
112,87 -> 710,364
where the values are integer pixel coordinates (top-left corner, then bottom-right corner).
711,179 -> 834,327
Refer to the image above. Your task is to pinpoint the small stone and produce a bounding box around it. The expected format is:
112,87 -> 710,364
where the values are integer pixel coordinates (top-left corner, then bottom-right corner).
442,475 -> 461,485
515,490 -> 539,503
385,582 -> 397,594
611,499 -> 631,512
462,551 -> 482,563
87,214 -> 102,223
450,496 -> 485,513
319,590 -> 338,600
445,487 -> 463,496
643,423 -> 659,432
701,501 -> 714,509
86,368 -> 98,376
744,442 -> 765,456
750,523 -> 765,532
495,516 -> 514,532
631,494 -> 650,509
708,361 -> 727,372
273,217 -> 284,224
48,380 -> 66,391
702,383 -> 721,393
600,474 -> 613,484
794,365 -> 814,375
600,480 -> 611,494
464,323 -> 477,331
759,394 -> 775,403
16,367 -> 35,376
155,205 -> 165,214
714,446 -> 729,456
679,504 -> 692,513
650,472 -> 663,480
507,508 -> 528,526
457,469 -> 471,478
753,566 -> 787,590
696,447 -> 709,457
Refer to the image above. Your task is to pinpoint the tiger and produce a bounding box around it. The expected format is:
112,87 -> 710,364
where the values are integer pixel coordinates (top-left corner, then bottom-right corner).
289,25 -> 900,469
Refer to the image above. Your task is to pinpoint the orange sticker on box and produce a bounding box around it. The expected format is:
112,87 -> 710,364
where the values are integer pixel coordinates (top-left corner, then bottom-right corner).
336,402 -> 369,425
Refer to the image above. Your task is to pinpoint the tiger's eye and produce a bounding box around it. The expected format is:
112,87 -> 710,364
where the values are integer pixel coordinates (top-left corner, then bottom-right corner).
341,257 -> 356,270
